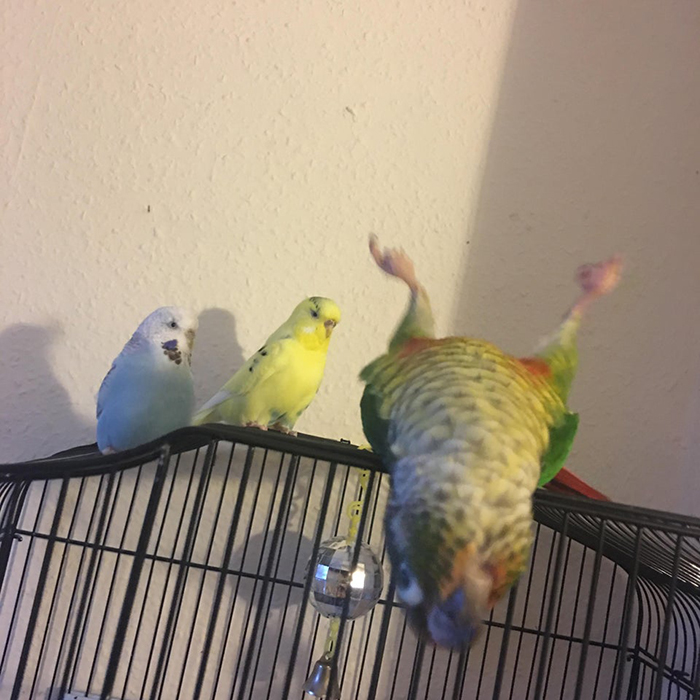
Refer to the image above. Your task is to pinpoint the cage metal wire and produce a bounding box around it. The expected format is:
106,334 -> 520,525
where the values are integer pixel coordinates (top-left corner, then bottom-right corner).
0,426 -> 698,700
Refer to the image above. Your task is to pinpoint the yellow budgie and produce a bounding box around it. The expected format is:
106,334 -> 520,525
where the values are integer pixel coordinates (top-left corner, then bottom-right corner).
192,297 -> 341,433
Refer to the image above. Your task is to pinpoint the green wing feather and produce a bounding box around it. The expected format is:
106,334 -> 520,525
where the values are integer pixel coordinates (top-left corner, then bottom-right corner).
538,412 -> 579,486
359,351 -> 400,465
360,386 -> 392,459
534,313 -> 583,486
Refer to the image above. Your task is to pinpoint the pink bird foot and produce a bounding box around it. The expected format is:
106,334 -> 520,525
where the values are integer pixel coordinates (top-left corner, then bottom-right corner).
369,234 -> 421,294
245,422 -> 268,431
270,422 -> 297,436
573,255 -> 623,314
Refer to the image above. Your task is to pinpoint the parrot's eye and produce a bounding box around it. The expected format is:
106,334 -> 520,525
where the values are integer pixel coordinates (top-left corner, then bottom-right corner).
169,321 -> 178,329
310,309 -> 319,319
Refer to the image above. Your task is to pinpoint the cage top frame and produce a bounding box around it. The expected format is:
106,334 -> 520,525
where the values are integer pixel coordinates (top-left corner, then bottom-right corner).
1,425 -> 699,593
0,425 -> 697,529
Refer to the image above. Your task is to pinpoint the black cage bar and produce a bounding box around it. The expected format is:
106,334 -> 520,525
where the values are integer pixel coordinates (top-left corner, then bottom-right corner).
0,426 -> 698,699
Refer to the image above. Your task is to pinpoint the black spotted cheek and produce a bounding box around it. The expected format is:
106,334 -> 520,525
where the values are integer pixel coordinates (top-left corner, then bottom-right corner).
162,346 -> 183,365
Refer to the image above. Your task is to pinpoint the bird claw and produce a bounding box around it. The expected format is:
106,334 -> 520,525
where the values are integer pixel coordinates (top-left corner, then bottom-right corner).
245,422 -> 268,431
270,422 -> 297,436
574,255 -> 623,311
369,234 -> 420,291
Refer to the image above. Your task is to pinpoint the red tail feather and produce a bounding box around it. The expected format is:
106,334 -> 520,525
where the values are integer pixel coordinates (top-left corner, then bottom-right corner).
543,467 -> 609,501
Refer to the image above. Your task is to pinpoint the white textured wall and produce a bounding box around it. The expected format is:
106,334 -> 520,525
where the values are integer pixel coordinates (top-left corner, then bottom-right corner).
2,0 -> 699,516
1,0 -> 514,457
453,0 -> 700,516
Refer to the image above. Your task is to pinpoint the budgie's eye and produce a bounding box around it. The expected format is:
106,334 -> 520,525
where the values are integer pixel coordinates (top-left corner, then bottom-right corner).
169,321 -> 178,329
310,309 -> 319,319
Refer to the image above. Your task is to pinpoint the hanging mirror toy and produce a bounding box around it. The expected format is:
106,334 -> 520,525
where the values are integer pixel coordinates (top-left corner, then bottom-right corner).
303,469 -> 384,698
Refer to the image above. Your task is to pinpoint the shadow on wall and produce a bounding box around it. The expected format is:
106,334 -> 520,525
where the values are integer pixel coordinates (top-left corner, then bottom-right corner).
193,307 -> 246,408
454,0 -> 700,513
0,323 -> 93,462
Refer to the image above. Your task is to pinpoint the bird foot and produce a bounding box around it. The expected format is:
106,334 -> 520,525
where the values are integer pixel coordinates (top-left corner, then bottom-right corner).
270,422 -> 297,436
574,255 -> 623,311
245,422 -> 268,431
369,234 -> 421,293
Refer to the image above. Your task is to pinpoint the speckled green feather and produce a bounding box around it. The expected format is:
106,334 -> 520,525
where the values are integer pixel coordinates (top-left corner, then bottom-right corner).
361,335 -> 570,600
358,238 -> 623,648
361,315 -> 582,491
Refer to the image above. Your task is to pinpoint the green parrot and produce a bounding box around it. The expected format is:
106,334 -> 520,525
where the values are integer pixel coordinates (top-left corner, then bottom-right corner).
360,235 -> 621,648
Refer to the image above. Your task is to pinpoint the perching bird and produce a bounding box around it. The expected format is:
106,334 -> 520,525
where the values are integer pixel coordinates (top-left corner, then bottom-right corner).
360,236 -> 621,649
192,297 -> 341,433
96,306 -> 198,454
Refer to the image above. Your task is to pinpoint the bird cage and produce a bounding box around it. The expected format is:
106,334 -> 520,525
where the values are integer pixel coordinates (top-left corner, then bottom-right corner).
0,426 -> 698,700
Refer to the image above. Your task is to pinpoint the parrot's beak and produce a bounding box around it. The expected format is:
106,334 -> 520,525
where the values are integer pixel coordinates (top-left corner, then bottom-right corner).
324,319 -> 337,338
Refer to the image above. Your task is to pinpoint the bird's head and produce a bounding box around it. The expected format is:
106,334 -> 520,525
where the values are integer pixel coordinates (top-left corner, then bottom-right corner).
388,529 -> 490,651
288,297 -> 341,351
135,306 -> 199,365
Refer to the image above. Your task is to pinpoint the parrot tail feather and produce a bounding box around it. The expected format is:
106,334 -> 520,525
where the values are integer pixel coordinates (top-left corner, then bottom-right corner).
191,407 -> 214,426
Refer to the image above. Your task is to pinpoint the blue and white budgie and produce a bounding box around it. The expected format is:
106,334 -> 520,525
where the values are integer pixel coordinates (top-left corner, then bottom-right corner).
96,306 -> 198,454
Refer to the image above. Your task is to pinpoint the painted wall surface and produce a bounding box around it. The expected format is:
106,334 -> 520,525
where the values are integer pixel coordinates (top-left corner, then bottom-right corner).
454,0 -> 700,517
2,0 -> 699,517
